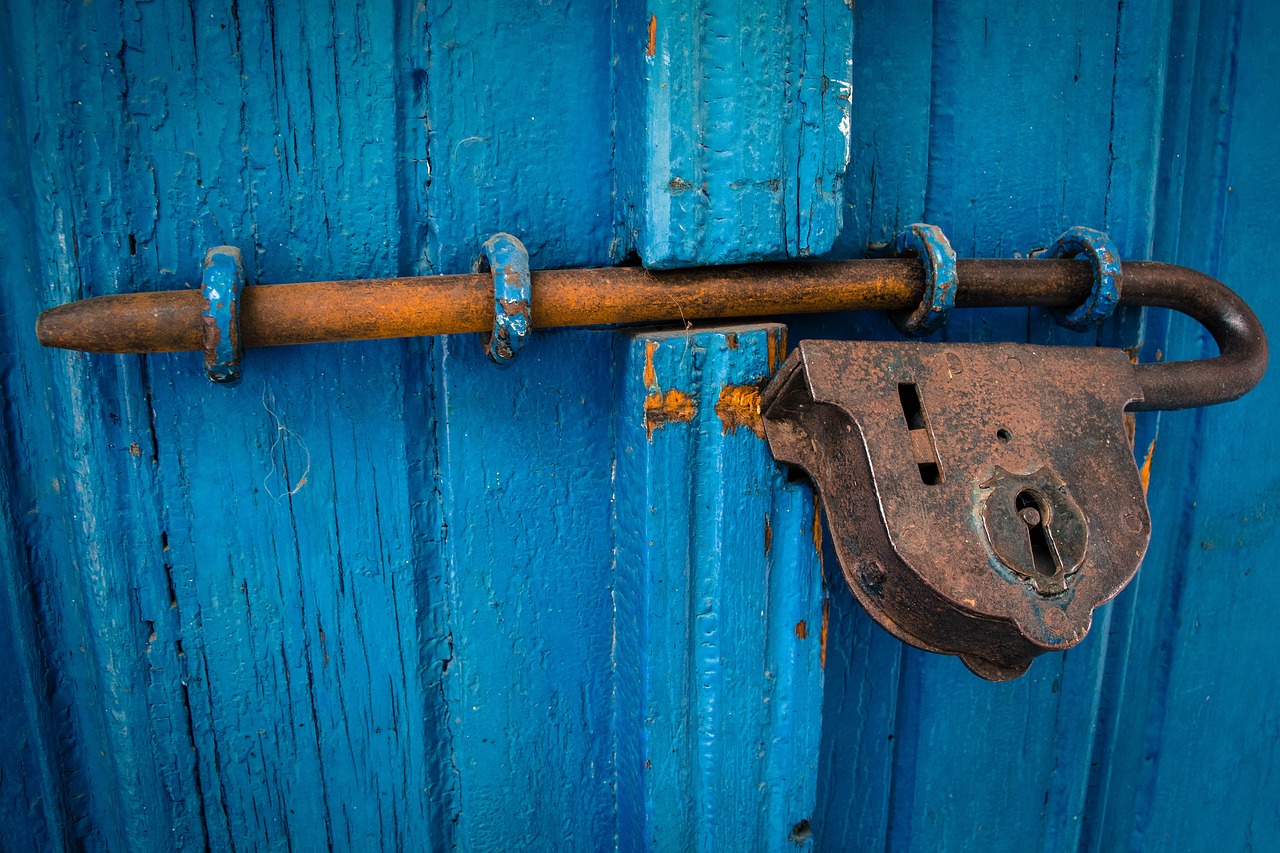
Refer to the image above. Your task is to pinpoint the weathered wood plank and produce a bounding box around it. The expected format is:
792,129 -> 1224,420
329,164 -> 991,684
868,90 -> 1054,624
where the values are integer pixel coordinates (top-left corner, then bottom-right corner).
420,3 -> 619,849
813,2 -> 1171,850
615,324 -> 824,851
613,0 -> 854,267
1088,0 -> 1280,848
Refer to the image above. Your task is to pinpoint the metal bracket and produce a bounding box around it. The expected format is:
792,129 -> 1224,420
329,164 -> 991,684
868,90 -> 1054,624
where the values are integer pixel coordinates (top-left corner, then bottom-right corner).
475,233 -> 532,365
201,246 -> 246,384
884,223 -> 958,336
761,340 -> 1151,680
1045,226 -> 1122,330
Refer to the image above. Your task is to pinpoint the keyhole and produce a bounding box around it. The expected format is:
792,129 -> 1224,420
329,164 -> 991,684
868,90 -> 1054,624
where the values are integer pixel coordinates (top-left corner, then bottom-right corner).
1016,490 -> 1060,581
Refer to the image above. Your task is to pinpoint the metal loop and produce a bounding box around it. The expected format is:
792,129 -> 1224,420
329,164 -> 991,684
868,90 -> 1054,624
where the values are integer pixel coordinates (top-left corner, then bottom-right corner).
201,246 -> 246,384
1046,226 -> 1122,331
886,223 -> 958,336
475,233 -> 532,365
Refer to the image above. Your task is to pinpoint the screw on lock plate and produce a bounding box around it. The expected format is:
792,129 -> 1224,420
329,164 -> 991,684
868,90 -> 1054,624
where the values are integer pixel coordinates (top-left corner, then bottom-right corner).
761,341 -> 1153,680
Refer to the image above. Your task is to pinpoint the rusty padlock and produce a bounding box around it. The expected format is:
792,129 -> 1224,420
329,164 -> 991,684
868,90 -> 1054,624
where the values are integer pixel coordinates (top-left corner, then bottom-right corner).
761,231 -> 1267,680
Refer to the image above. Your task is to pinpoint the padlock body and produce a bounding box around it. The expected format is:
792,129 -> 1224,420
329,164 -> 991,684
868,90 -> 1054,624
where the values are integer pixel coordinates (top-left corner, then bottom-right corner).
762,340 -> 1150,680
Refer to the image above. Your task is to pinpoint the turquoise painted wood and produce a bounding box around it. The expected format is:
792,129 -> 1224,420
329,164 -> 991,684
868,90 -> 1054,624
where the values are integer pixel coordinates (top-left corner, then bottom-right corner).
1,1 -> 1278,851
613,0 -> 853,267
614,325 -> 824,850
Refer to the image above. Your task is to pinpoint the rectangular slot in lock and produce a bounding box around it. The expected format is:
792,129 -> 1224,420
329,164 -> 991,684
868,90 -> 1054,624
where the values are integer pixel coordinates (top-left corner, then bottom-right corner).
897,382 -> 943,485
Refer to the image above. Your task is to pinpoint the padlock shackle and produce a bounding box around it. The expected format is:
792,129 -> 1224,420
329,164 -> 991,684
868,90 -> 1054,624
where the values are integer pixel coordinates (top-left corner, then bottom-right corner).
1119,262 -> 1268,411
946,259 -> 1268,410
34,257 -> 1266,411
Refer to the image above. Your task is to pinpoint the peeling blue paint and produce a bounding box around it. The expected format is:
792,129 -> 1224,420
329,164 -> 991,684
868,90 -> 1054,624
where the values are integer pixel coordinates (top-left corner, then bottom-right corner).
0,1 -> 1277,851
615,325 -> 824,851
200,246 -> 246,384
475,233 -> 532,365
1045,226 -> 1123,331
613,0 -> 855,267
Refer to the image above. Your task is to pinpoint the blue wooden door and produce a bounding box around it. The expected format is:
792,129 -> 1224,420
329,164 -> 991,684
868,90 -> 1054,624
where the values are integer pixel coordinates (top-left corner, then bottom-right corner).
1,1 -> 1276,851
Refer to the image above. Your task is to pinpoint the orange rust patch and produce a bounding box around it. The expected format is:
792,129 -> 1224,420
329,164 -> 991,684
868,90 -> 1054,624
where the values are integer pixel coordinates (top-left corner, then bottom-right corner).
766,326 -> 788,374
795,620 -> 808,640
645,388 -> 695,440
725,332 -> 738,350
764,516 -> 772,554
646,14 -> 657,57
1139,437 -> 1157,494
643,339 -> 658,390
1124,412 -> 1137,448
820,599 -> 830,668
715,384 -> 764,438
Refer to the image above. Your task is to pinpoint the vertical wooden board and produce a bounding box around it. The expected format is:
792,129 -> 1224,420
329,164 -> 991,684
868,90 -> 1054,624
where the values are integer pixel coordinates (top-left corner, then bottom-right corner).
1077,2 -> 1198,848
423,333 -> 618,850
814,2 -> 1169,850
828,0 -> 932,258
137,2 -> 439,848
0,23 -> 74,849
1089,0 -> 1280,848
614,325 -> 824,851
1,0 -> 443,850
613,0 -> 854,267
0,2 -> 215,849
421,2 -> 619,849
424,2 -> 615,274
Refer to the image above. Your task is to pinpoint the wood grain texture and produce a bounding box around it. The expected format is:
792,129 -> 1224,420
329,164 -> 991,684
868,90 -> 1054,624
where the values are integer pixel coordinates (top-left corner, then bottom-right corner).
420,4 -> 619,848
614,325 -> 824,851
2,1 -> 438,850
613,0 -> 854,267
1,0 -> 1278,850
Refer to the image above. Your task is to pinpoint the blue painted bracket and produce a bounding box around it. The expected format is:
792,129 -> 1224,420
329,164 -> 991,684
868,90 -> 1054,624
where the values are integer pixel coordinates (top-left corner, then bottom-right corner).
475,233 -> 532,365
201,246 -> 246,384
884,222 -> 958,336
1046,225 -> 1122,331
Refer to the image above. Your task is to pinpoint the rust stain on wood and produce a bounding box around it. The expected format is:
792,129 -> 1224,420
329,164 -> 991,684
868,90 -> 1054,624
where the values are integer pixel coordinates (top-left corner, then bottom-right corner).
767,326 -> 787,373
643,339 -> 658,390
1140,437 -> 1157,494
646,14 -> 657,57
645,388 -> 695,440
764,516 -> 772,554
715,384 -> 764,438
820,599 -> 829,669
795,620 -> 808,640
